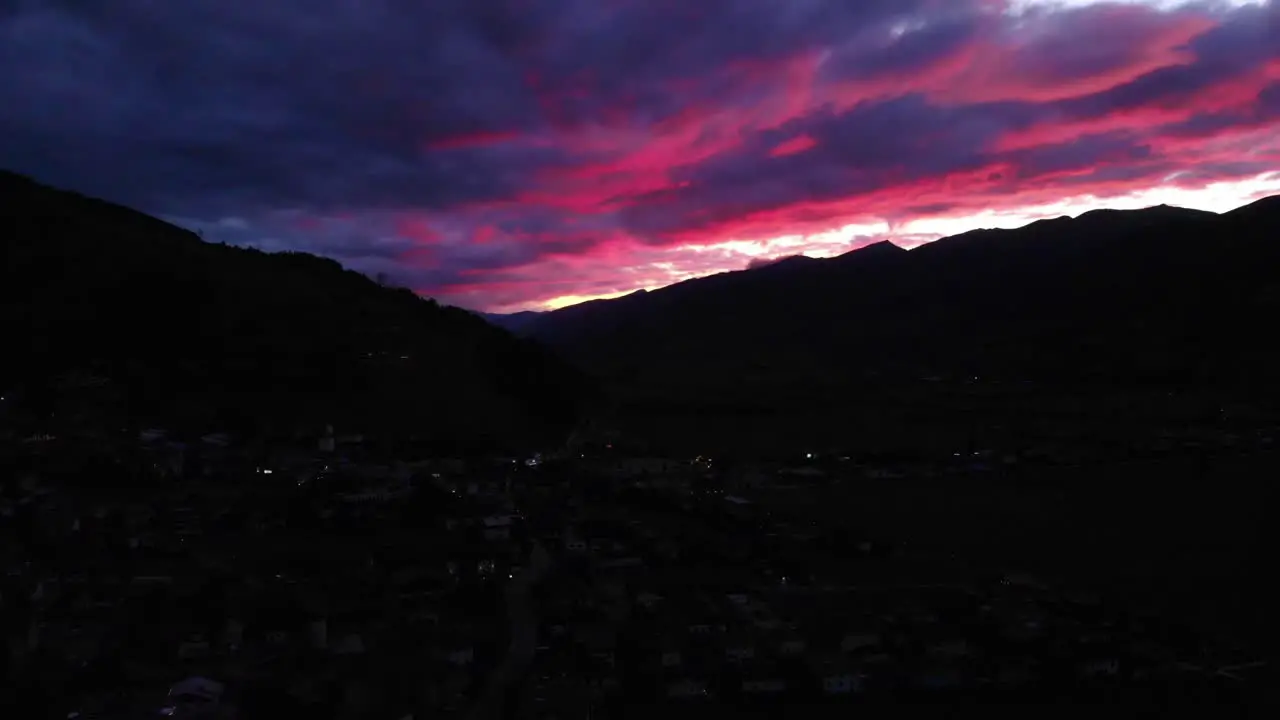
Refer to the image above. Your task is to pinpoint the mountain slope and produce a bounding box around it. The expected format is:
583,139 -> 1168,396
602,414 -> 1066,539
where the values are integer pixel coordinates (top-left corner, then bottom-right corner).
527,199 -> 1280,411
0,170 -> 593,450
477,310 -> 547,335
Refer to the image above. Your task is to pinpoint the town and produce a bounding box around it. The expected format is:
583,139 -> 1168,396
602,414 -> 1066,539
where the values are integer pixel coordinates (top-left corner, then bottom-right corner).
3,406 -> 1270,719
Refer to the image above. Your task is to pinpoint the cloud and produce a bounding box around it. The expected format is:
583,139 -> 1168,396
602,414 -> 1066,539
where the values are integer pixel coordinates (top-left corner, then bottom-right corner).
1,0 -> 1278,311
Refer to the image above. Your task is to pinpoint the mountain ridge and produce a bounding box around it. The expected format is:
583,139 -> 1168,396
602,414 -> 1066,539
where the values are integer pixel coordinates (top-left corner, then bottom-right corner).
487,201 -> 1263,337
511,196 -> 1280,415
1,170 -> 593,451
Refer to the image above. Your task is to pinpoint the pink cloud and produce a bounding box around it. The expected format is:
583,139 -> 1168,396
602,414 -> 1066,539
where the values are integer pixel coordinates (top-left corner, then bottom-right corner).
770,135 -> 818,158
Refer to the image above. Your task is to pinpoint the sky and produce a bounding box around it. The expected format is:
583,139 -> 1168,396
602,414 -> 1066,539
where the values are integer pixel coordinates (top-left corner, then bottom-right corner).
2,0 -> 1278,312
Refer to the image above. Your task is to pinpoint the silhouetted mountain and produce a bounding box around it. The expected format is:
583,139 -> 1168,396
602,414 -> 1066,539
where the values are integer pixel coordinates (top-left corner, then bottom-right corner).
0,170 -> 594,451
1224,193 -> 1280,222
528,199 -> 1280,414
477,310 -> 546,336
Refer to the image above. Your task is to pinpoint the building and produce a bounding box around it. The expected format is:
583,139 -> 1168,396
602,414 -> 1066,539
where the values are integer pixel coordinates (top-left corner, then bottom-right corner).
161,676 -> 227,718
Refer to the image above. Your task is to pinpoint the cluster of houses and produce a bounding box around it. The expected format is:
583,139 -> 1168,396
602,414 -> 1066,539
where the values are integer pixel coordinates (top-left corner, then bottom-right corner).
493,460 -> 1237,716
0,427 -> 568,719
570,413 -> 1280,498
0,420 -> 1256,718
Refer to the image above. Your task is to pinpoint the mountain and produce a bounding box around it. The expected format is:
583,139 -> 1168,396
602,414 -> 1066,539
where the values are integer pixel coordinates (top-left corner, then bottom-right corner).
0,170 -> 594,451
477,310 -> 547,335
524,198 -> 1280,450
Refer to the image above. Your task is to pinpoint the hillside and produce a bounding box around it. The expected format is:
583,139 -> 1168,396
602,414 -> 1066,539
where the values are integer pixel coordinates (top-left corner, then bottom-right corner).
0,171 -> 594,451
477,310 -> 547,335
511,197 -> 1280,449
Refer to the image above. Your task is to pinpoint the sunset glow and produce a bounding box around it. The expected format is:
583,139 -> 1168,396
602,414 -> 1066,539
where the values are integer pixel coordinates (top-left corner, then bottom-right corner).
2,0 -> 1277,312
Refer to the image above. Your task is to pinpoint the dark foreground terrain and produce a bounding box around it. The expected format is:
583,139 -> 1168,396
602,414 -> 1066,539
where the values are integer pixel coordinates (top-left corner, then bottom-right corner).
751,450 -> 1273,668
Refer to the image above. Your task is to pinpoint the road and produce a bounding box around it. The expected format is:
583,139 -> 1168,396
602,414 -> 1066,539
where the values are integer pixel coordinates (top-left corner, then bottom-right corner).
465,542 -> 551,720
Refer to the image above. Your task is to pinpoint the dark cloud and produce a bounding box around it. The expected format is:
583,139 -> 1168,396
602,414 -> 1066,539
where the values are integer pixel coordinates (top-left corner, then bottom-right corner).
813,11 -> 993,92
0,1 -> 555,215
1004,133 -> 1155,177
521,0 -> 937,117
